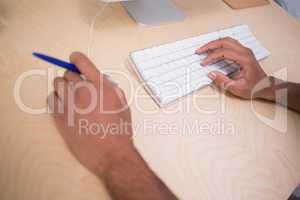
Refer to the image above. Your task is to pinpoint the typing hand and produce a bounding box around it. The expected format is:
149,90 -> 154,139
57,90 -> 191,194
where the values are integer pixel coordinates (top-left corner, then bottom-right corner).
48,52 -> 133,174
196,37 -> 267,99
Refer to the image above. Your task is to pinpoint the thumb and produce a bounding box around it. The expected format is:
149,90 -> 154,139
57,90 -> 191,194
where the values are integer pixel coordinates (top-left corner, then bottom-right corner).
208,71 -> 234,91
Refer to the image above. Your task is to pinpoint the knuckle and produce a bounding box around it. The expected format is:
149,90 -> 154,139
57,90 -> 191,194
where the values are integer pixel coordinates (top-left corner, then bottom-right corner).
233,38 -> 241,44
54,78 -> 63,88
227,37 -> 235,42
241,54 -> 252,64
117,87 -> 127,102
245,47 -> 254,55
72,54 -> 88,67
222,51 -> 231,58
70,52 -> 83,60
118,87 -> 126,98
246,50 -> 254,58
54,77 -> 61,84
226,37 -> 239,44
244,57 -> 253,65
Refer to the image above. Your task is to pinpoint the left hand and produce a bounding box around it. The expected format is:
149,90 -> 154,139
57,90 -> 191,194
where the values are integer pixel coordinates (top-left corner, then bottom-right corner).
196,37 -> 267,99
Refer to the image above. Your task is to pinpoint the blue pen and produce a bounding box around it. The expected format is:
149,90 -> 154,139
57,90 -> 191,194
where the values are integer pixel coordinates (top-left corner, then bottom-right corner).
32,52 -> 81,74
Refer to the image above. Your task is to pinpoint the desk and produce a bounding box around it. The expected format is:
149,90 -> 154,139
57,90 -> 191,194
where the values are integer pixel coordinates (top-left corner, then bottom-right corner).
0,0 -> 300,199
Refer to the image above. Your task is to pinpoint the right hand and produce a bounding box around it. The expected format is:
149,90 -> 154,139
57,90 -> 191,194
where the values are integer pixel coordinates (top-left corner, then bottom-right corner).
196,37 -> 268,99
48,52 -> 134,175
48,53 -> 179,200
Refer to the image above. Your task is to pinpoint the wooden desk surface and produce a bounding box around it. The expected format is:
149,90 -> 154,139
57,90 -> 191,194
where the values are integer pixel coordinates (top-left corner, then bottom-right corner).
0,0 -> 300,199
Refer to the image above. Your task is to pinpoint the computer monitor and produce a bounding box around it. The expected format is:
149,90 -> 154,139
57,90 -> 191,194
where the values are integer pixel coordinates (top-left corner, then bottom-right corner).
101,0 -> 185,25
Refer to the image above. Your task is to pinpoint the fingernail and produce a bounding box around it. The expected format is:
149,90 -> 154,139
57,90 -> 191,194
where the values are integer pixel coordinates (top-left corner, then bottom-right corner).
208,72 -> 216,80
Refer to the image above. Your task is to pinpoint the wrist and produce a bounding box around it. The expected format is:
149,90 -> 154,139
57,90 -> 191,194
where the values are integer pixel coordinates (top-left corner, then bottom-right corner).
95,139 -> 137,178
253,76 -> 276,101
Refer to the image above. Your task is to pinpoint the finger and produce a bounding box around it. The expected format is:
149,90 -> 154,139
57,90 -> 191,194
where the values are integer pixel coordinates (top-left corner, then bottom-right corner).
70,52 -> 102,83
201,48 -> 248,66
64,70 -> 81,82
47,92 -> 60,113
208,71 -> 235,91
196,37 -> 247,54
54,77 -> 69,104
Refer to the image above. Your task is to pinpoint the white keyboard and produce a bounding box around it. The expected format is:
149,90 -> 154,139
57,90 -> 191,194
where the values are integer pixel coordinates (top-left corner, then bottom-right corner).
130,25 -> 270,107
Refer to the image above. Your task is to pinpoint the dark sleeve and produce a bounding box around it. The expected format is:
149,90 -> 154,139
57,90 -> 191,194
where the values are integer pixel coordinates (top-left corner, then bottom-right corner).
288,184 -> 300,200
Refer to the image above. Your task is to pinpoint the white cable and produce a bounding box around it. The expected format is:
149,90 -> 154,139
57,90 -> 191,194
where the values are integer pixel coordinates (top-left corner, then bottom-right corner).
86,2 -> 119,86
87,2 -> 109,58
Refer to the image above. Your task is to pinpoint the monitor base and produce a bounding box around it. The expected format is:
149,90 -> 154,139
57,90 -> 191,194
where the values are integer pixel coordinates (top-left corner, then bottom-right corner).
121,0 -> 185,26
